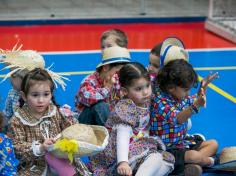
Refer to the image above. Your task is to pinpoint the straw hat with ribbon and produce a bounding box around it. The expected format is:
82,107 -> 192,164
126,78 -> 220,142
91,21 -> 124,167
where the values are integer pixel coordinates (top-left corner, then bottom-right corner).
0,44 -> 68,90
97,46 -> 131,68
160,37 -> 189,67
48,123 -> 109,162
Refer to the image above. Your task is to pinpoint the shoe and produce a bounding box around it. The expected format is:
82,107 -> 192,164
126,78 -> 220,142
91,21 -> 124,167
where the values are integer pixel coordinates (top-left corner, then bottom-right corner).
192,133 -> 206,141
184,164 -> 203,176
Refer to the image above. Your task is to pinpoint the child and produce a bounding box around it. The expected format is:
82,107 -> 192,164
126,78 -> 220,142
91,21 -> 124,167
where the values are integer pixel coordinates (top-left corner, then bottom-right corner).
148,37 -> 188,92
150,59 -> 219,175
90,62 -> 175,176
100,28 -> 128,50
0,111 -> 19,175
8,68 -> 90,176
0,46 -> 46,129
75,46 -> 130,125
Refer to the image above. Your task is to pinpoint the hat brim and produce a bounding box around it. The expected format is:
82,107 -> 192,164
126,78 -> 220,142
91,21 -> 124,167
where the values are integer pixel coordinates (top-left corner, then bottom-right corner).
48,125 -> 109,157
160,37 -> 188,67
96,59 -> 130,68
212,160 -> 236,172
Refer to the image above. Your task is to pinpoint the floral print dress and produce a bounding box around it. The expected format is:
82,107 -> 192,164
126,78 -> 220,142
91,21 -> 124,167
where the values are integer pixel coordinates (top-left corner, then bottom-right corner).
0,133 -> 19,176
90,99 -> 174,176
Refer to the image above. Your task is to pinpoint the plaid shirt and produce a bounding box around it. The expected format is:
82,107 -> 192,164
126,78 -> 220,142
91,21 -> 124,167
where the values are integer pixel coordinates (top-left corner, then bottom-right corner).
150,87 -> 197,148
75,71 -> 121,114
3,89 -> 20,121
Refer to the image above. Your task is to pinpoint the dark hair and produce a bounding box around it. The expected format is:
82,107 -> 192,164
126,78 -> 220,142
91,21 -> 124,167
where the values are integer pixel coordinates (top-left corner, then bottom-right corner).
150,42 -> 162,57
19,68 -> 58,107
119,62 -> 150,88
11,69 -> 29,79
101,29 -> 128,48
97,62 -> 127,73
157,59 -> 198,92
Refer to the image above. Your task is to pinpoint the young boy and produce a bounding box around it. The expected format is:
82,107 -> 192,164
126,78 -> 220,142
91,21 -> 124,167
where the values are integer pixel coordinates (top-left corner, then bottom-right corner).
75,46 -> 131,125
100,28 -> 128,50
0,47 -> 45,129
150,59 -> 219,176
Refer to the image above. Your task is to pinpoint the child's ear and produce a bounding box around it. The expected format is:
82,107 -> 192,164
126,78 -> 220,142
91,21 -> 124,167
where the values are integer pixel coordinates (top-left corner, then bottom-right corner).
167,86 -> 176,95
20,91 -> 27,102
121,87 -> 128,97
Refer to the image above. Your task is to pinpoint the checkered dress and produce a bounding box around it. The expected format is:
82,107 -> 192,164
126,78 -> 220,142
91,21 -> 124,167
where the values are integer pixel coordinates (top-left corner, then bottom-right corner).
7,104 -> 84,176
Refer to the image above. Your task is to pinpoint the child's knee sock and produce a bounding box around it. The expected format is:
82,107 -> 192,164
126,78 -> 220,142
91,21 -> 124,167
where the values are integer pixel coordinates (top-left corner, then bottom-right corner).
135,153 -> 163,176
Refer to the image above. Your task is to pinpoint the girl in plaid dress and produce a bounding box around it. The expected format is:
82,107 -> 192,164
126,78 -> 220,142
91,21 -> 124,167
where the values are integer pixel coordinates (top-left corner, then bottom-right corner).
90,62 -> 175,176
8,68 -> 90,176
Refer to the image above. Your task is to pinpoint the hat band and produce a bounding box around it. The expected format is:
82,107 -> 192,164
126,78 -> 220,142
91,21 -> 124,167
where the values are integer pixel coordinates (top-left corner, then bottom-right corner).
160,45 -> 172,68
102,57 -> 130,64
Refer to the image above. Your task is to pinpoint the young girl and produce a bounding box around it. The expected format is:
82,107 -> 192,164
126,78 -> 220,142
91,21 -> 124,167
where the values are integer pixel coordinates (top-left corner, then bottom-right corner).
0,111 -> 19,175
90,62 -> 175,176
150,59 -> 219,175
8,68 -> 90,176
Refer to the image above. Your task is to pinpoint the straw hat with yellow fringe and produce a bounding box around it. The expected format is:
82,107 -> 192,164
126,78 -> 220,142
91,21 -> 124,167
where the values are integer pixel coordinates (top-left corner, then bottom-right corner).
0,44 -> 69,90
48,124 -> 109,162
160,37 -> 189,67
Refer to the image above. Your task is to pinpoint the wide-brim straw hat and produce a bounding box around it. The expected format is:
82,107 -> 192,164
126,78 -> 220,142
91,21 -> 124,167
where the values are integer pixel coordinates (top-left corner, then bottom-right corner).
97,46 -> 131,68
0,44 -> 69,90
212,147 -> 236,171
0,47 -> 45,81
160,37 -> 189,67
49,124 -> 109,158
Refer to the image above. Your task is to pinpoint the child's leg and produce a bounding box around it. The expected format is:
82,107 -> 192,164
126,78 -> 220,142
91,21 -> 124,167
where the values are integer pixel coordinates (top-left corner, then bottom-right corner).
156,160 -> 174,176
91,101 -> 110,125
185,140 -> 218,167
78,101 -> 110,125
136,152 -> 173,176
196,140 -> 218,157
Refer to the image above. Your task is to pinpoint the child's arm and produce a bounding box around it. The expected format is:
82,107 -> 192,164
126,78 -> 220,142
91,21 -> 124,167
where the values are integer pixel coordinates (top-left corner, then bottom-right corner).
200,72 -> 219,92
176,88 -> 206,124
76,80 -> 110,107
116,125 -> 132,176
8,118 -> 42,162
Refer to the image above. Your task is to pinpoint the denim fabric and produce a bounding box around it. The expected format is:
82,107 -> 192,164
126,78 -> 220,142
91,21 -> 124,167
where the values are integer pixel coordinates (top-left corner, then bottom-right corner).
78,101 -> 110,126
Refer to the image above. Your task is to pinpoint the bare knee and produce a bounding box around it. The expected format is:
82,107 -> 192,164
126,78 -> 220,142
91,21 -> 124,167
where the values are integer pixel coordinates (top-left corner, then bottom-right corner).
203,139 -> 218,154
185,150 -> 202,164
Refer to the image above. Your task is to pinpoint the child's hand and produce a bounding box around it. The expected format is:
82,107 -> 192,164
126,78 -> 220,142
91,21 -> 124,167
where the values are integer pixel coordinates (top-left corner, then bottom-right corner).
103,74 -> 116,89
200,72 -> 219,92
40,138 -> 55,152
195,88 -> 206,107
117,161 -> 132,176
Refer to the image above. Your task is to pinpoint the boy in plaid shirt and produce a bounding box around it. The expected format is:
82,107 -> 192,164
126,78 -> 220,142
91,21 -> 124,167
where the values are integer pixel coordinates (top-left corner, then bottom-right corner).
75,46 -> 130,125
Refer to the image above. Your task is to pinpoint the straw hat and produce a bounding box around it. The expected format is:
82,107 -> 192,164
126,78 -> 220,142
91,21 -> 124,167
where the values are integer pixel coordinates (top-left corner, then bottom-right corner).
212,147 -> 236,171
50,124 -> 109,158
0,44 -> 68,90
97,46 -> 131,68
160,37 -> 189,67
220,147 -> 236,164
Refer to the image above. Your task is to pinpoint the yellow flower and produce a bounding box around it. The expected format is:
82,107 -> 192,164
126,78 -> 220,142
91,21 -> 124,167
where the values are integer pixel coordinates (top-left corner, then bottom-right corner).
54,138 -> 78,163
